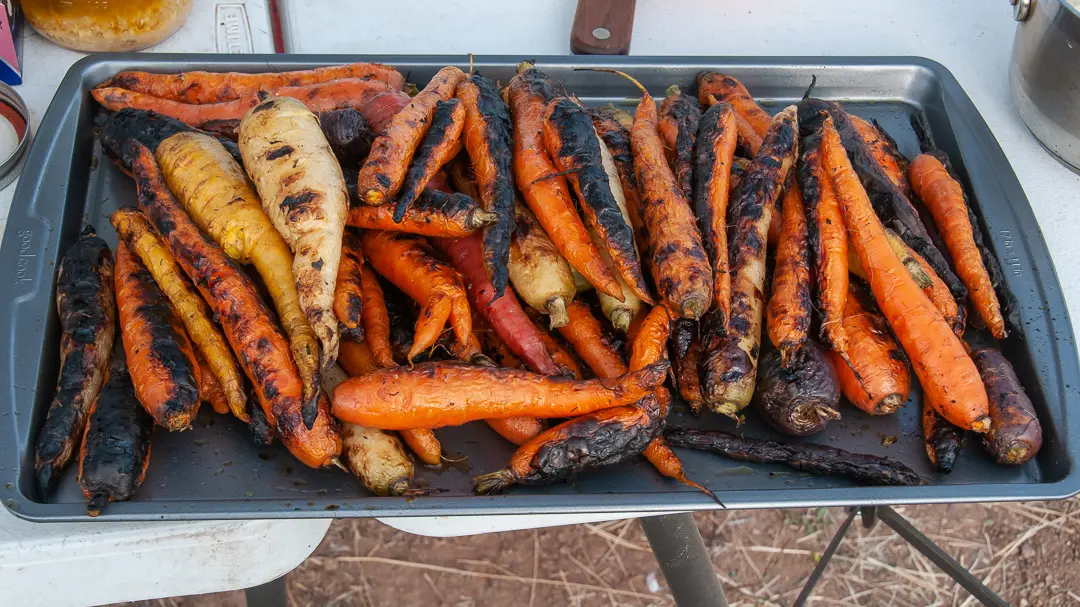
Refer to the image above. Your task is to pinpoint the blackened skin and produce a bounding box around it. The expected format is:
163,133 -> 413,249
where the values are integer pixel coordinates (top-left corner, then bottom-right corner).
755,343 -> 840,437
194,118 -> 240,141
659,88 -> 702,199
35,226 -> 116,495
520,395 -> 663,486
671,318 -> 696,359
78,352 -> 153,517
972,348 -> 1042,465
96,108 -> 242,168
666,428 -> 926,486
797,99 -> 967,303
318,107 -> 373,168
924,405 -> 965,474
394,98 -> 461,221
466,73 -> 515,299
249,391 -> 276,447
516,68 -> 568,104
546,98 -> 648,301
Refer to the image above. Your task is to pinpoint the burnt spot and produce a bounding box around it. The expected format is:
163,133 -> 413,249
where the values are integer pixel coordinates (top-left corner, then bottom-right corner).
660,90 -> 702,199
266,145 -> 294,160
280,190 -> 320,221
251,100 -> 276,114
375,173 -> 392,189
310,258 -> 323,270
516,68 -> 568,104
394,98 -> 462,221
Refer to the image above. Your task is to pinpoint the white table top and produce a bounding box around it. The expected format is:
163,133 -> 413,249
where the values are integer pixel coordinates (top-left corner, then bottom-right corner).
280,0 -> 1080,537
0,3 -> 334,606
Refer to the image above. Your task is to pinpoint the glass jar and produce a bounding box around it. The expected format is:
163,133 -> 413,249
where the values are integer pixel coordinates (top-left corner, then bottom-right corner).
22,0 -> 193,52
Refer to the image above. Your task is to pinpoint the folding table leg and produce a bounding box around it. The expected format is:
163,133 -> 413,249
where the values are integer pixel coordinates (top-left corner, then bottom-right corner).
792,507 -> 859,607
245,574 -> 288,607
640,513 -> 728,607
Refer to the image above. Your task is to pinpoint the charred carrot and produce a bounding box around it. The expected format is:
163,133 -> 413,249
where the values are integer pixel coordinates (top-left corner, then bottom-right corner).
432,234 -> 559,374
508,65 -> 622,299
693,102 -> 739,326
798,120 -> 849,357
197,352 -> 229,415
767,178 -> 812,365
394,98 -> 466,220
799,99 -> 966,302
828,285 -> 911,415
361,230 -> 471,361
111,208 -> 247,421
923,403 -> 964,474
456,73 -> 516,297
589,104 -> 650,257
674,331 -> 705,415
357,66 -> 465,204
820,117 -> 989,432
972,348 -> 1042,465
357,265 -> 395,367
658,85 -> 703,199
127,141 -> 341,467
76,351 -> 153,516
756,342 -> 841,436
334,231 -> 365,339
846,229 -> 933,289
849,115 -> 909,197
593,138 -> 647,330
600,69 -> 713,320
557,301 -> 629,379
101,63 -> 405,104
696,72 -> 771,137
542,98 -> 652,304
348,188 -> 496,237
115,242 -> 200,431
93,79 -> 397,128
320,107 -> 374,167
333,361 -> 668,430
909,154 -> 1006,339
507,201 -> 576,328
34,227 -> 116,495
532,319 -> 587,380
700,106 -> 799,415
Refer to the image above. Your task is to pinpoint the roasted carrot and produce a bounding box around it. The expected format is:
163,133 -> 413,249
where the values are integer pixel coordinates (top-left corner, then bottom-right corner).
846,228 -> 933,289
593,138 -> 647,330
319,107 -> 374,167
361,230 -> 471,361
696,72 -> 772,138
923,403 -> 964,474
77,350 -> 153,516
532,320 -> 587,380
849,115 -> 909,197
332,361 -> 668,430
334,231 -> 365,338
127,141 -> 342,467
756,342 -> 841,436
433,233 -> 559,374
658,86 -> 703,199
972,348 -> 1042,465
196,352 -> 229,415
589,104 -> 650,257
820,117 -> 989,432
828,285 -> 911,415
115,242 -> 201,431
767,178 -> 812,365
34,227 -> 116,495
98,108 -> 242,166
101,63 -> 405,104
558,301 -> 629,379
693,102 -> 739,326
674,331 -> 705,415
111,208 -> 247,421
543,98 -> 652,305
357,66 -> 465,204
508,65 -> 622,299
348,187 -> 496,237
356,265 -> 395,367
798,120 -> 849,357
358,88 -> 411,133
699,106 -> 799,415
507,201 -> 576,328
337,339 -> 443,466
799,99 -> 966,302
153,131 -> 321,420
599,70 -> 713,320
485,417 -> 547,446
394,98 -> 466,220
909,154 -> 1006,339
93,78 -> 397,129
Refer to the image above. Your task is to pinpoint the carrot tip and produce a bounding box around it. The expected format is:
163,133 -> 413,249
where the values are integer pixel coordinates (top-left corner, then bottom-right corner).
546,297 -> 570,329
610,308 -> 633,333
468,209 -> 500,228
328,458 -> 348,472
970,416 -> 992,434
473,469 -> 515,494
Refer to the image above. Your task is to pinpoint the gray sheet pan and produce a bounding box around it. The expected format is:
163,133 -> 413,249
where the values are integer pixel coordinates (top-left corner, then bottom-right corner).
0,54 -> 1076,522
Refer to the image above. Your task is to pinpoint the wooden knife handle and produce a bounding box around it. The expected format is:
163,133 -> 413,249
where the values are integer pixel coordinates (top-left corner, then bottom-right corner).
570,0 -> 636,55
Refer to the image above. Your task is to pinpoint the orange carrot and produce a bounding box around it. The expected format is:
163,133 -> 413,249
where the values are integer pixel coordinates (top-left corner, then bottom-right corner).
557,301 -> 628,380
357,265 -> 396,368
332,361 -> 669,430
658,85 -> 703,199
767,178 -> 812,365
821,118 -> 989,432
692,102 -> 739,325
696,72 -> 771,137
908,154 -> 1006,339
196,352 -> 229,415
849,115 -> 909,197
348,189 -> 496,238
334,231 -> 365,338
485,417 -> 546,446
829,286 -> 911,415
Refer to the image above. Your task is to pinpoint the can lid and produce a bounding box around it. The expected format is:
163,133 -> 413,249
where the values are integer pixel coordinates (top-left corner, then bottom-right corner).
0,81 -> 30,191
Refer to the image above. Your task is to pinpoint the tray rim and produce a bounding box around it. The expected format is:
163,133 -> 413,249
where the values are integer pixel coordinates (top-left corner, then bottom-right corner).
3,53 -> 1078,522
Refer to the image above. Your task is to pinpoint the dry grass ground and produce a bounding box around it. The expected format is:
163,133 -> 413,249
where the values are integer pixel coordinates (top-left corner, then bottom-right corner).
119,497 -> 1080,607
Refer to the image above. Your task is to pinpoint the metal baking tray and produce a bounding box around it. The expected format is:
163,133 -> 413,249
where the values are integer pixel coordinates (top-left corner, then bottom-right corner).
1,55 -> 1077,522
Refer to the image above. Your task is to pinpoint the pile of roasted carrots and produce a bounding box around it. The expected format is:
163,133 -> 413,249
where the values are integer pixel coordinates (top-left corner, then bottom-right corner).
35,61 -> 1043,515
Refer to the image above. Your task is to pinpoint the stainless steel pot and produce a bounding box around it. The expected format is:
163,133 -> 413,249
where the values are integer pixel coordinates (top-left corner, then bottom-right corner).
1010,0 -> 1080,171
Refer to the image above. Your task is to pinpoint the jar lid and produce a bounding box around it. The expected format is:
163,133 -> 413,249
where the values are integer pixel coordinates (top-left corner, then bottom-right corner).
0,82 -> 30,191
